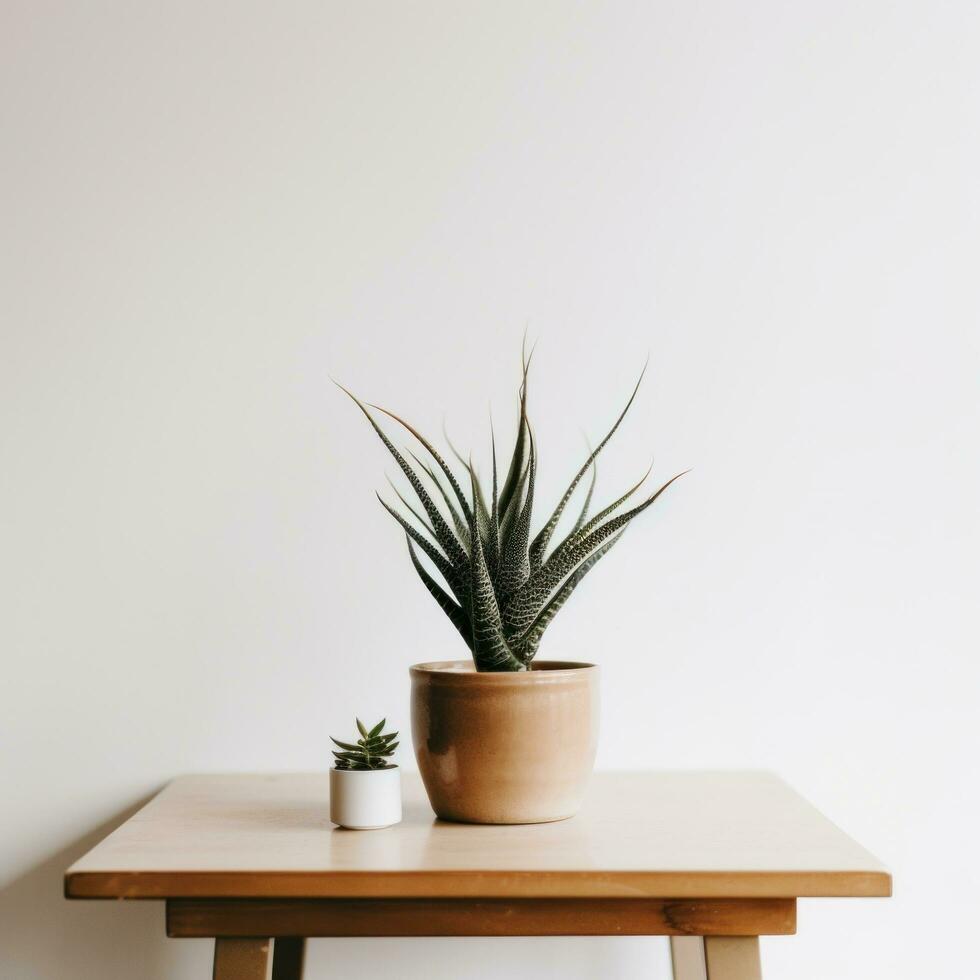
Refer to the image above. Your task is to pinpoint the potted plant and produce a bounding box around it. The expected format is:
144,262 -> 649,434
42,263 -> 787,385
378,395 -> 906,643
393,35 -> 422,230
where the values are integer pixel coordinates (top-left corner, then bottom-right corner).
339,348 -> 685,824
329,718 -> 401,829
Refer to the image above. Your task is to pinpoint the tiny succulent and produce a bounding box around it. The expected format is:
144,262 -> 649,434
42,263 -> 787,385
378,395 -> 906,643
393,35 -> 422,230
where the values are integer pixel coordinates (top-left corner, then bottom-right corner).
338,343 -> 686,673
331,718 -> 399,771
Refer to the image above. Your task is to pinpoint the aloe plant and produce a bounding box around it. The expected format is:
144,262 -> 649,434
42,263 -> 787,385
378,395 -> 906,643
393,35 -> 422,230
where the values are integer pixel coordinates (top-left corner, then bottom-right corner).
338,347 -> 686,672
332,718 -> 399,770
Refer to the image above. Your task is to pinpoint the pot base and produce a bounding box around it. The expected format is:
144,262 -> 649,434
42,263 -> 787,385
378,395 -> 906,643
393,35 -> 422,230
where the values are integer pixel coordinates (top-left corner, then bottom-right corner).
434,811 -> 577,826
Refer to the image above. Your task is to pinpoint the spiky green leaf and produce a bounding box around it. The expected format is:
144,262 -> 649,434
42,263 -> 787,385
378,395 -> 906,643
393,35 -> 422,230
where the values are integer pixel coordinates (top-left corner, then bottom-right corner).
408,450 -> 470,548
386,475 -> 435,536
528,363 -> 646,569
471,465 -> 491,540
496,435 -> 536,597
332,718 -> 399,770
498,341 -> 534,519
335,383 -> 467,568
468,469 -> 524,671
330,738 -> 363,752
378,495 -> 464,600
369,402 -> 474,525
498,456 -> 529,549
485,431 -> 501,575
549,460 -> 652,565
571,460 -> 597,535
340,351 -> 686,672
513,530 -> 625,663
405,537 -> 472,646
504,469 -> 686,636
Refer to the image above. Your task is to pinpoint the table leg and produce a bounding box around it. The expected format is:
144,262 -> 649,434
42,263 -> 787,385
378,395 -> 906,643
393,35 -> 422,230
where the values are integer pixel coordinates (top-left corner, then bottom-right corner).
272,937 -> 306,980
671,937 -> 762,980
670,937 -> 708,980
212,937 -> 270,980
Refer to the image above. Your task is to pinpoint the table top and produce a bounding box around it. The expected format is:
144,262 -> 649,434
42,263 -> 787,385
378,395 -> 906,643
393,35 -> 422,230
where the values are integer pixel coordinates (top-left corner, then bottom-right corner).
65,771 -> 891,901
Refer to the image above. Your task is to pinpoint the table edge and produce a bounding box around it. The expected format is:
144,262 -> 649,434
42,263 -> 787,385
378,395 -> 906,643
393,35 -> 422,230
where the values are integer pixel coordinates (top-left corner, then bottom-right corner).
65,867 -> 892,901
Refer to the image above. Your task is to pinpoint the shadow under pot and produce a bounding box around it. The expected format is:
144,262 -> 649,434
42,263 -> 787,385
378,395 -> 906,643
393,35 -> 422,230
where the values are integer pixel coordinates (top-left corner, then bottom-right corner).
410,660 -> 599,825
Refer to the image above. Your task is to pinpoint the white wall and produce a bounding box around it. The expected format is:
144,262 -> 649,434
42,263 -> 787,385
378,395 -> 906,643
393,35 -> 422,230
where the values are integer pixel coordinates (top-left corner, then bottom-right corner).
2,2 -> 978,977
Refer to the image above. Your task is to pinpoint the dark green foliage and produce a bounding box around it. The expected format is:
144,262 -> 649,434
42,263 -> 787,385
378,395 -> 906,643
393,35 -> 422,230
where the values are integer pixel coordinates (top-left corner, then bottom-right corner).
337,347 -> 686,672
332,718 -> 399,771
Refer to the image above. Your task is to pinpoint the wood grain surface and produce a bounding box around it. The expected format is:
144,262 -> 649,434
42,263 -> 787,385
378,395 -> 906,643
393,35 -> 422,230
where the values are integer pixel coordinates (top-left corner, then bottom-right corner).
65,771 -> 891,900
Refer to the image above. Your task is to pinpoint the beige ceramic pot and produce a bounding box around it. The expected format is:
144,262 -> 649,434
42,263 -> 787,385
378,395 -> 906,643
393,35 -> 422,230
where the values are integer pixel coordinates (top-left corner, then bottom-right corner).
410,660 -> 599,824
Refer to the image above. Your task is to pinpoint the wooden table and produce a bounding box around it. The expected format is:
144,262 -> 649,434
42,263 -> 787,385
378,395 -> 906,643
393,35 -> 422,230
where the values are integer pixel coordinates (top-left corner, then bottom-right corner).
65,772 -> 890,980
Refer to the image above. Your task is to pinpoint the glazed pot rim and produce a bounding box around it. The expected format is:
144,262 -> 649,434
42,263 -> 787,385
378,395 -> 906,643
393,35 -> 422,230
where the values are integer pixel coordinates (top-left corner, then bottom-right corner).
410,659 -> 597,683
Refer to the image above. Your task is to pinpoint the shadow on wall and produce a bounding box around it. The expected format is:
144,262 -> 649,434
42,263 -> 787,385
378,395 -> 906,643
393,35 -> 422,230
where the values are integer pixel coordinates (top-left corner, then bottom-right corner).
0,797 -> 210,980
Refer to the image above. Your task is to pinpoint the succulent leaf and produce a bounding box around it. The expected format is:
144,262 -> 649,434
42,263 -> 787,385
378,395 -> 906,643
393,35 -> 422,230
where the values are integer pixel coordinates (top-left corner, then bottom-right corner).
468,469 -> 525,671
406,537 -> 472,647
470,464 -> 492,539
377,495 -> 463,599
498,343 -> 533,520
442,429 -> 491,539
513,530 -> 626,663
336,383 -> 467,568
528,363 -> 646,570
386,475 -> 435,537
330,738 -> 364,752
484,431 -> 501,577
332,718 -> 399,770
368,402 -> 474,525
496,435 -> 536,598
339,349 -> 684,671
571,460 -> 597,536
408,450 -> 471,548
549,460 -> 652,565
498,456 -> 530,548
503,469 -> 687,637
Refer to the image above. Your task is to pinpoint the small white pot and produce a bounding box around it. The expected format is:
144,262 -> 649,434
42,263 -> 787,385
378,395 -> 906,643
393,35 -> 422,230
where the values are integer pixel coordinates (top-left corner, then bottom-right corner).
329,766 -> 402,830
